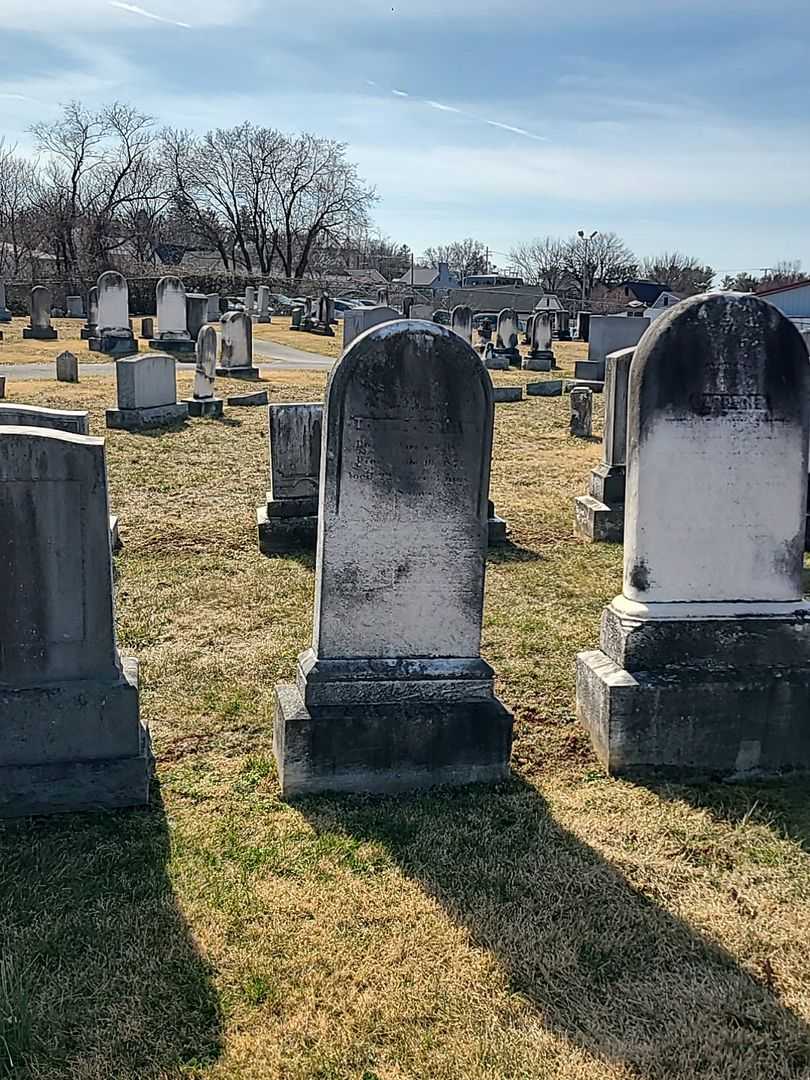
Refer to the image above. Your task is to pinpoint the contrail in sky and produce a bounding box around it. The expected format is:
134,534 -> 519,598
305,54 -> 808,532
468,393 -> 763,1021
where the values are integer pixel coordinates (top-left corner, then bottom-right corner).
108,2 -> 191,28
370,83 -> 548,142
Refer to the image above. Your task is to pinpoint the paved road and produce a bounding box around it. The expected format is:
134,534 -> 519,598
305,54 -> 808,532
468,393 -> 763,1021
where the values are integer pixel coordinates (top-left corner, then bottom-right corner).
0,337 -> 335,381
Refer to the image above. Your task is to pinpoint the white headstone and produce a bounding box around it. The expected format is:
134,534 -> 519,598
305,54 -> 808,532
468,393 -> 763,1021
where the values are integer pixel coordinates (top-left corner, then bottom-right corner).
30,286 -> 51,330
207,293 -> 220,321
194,325 -> 217,401
0,402 -> 89,435
342,305 -> 399,349
496,308 -> 518,352
116,353 -> 178,410
156,276 -> 189,339
451,305 -> 473,344
96,272 -> 130,333
218,311 -> 254,374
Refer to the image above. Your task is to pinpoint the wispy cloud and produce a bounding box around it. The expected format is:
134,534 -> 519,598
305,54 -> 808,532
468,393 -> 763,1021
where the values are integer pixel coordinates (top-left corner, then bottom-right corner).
425,100 -> 461,113
108,1 -> 191,28
391,89 -> 409,97
486,119 -> 547,141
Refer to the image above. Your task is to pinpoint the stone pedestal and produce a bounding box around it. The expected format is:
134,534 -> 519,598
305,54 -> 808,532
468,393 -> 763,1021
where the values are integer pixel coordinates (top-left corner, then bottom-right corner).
106,353 -> 187,430
573,359 -> 605,383
23,326 -> 58,341
89,333 -> 138,357
484,347 -> 509,371
524,350 -> 554,372
257,497 -> 318,555
488,499 -> 508,545
148,336 -> 196,356
186,397 -> 223,418
106,402 -> 188,430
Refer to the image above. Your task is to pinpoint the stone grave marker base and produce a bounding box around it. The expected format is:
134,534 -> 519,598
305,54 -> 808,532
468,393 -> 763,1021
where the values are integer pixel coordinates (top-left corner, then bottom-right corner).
257,498 -> 318,555
23,327 -> 58,340
186,397 -> 224,418
523,350 -> 554,372
106,402 -> 188,430
215,366 -> 259,381
89,334 -> 138,357
148,337 -> 196,355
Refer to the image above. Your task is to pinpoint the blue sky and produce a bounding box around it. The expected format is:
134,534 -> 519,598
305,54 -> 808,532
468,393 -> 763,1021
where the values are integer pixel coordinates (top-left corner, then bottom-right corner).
2,0 -> 809,275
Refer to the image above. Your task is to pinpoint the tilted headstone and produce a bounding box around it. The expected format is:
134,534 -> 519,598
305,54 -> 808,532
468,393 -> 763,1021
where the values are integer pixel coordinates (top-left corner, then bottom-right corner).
523,314 -> 534,346
257,403 -> 323,554
574,347 -> 634,542
494,308 -> 519,365
256,285 -> 272,324
342,305 -> 399,349
216,311 -> 258,380
66,295 -> 84,318
244,285 -> 256,314
0,428 -> 150,815
140,316 -> 154,339
577,293 -> 810,780
106,352 -> 188,430
273,320 -> 513,795
56,351 -> 79,383
569,386 -> 593,438
89,272 -> 137,357
0,282 -> 11,322
451,305 -> 473,344
23,286 -> 57,341
207,293 -> 221,321
150,276 -> 194,355
524,312 -> 555,371
185,293 -> 208,341
185,325 -> 222,418
0,402 -> 89,435
574,315 -> 650,384
80,286 -> 98,340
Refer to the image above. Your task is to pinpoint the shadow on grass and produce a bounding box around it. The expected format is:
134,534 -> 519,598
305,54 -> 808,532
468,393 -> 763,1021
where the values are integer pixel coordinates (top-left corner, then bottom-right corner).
0,781 -> 221,1079
487,541 -> 544,564
300,778 -> 810,1079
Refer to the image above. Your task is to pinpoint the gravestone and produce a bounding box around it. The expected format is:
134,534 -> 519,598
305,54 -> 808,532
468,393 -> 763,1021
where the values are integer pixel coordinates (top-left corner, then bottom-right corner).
0,376 -> 5,399
185,325 -> 223,418
291,306 -> 304,330
106,352 -> 188,430
569,386 -> 593,437
410,303 -> 433,320
245,285 -> 256,314
140,316 -> 154,339
574,347 -> 634,541
257,403 -> 323,554
66,295 -> 84,318
0,427 -> 150,815
451,305 -> 473,344
527,379 -> 563,397
577,311 -> 590,341
522,314 -> 534,346
524,312 -> 555,371
149,276 -> 194,355
493,386 -> 523,403
216,311 -> 258,379
377,287 -> 390,306
402,296 -> 415,318
207,293 -> 221,321
574,315 -> 650,384
273,320 -> 513,795
56,351 -> 79,383
0,402 -> 89,435
577,292 -> 810,780
342,305 -> 399,349
256,285 -> 272,324
0,282 -> 11,322
81,287 -> 98,339
227,390 -> 268,406
89,272 -> 137,357
186,293 -> 208,341
483,341 -> 508,371
804,330 -> 810,550
314,293 -> 335,335
23,286 -> 58,340
494,308 -> 520,366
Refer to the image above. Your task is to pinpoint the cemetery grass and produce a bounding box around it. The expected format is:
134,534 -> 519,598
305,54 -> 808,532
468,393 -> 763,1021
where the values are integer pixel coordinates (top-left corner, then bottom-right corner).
252,315 -> 344,359
0,317 -> 144,364
1,362 -> 810,1079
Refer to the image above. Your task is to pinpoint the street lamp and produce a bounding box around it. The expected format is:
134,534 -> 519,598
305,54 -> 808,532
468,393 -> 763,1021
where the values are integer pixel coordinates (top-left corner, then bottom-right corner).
578,229 -> 598,312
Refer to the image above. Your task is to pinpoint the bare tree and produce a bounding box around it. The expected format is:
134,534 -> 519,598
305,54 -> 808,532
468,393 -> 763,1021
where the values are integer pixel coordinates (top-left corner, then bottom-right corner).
508,236 -> 568,293
423,238 -> 488,280
0,142 -> 42,277
639,251 -> 714,296
562,231 -> 637,298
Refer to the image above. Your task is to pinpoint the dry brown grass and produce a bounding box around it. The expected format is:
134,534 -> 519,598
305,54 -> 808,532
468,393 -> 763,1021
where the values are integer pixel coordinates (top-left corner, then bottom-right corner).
1,361 -> 809,1080
253,316 -> 344,359
0,316 -> 150,365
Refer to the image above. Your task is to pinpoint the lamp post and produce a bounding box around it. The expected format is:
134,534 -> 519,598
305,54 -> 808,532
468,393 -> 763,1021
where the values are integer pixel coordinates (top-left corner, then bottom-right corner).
577,229 -> 598,312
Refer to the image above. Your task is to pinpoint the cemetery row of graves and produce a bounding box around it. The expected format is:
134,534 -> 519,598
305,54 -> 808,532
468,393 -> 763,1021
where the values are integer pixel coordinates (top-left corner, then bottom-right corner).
1,280 -> 810,1077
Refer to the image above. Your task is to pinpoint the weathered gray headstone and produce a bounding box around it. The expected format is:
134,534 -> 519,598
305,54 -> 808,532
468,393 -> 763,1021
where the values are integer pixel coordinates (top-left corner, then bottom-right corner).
216,311 -> 258,380
527,379 -> 563,397
273,320 -> 513,795
66,295 -> 84,318
574,315 -> 650,384
150,276 -> 194,355
106,352 -> 188,430
257,285 -> 272,324
140,316 -> 154,339
291,306 -> 304,330
492,386 -> 523,403
89,272 -> 137,357
257,403 -> 323,554
342,305 -> 399,349
185,293 -> 208,341
56,350 -> 79,383
81,287 -> 98,339
312,293 -> 335,336
0,282 -> 11,322
494,308 -> 520,366
0,376 -> 5,399
377,287 -> 390,306
575,347 -> 634,542
402,296 -> 415,318
23,286 -> 58,341
569,386 -> 593,438
0,402 -> 89,435
0,427 -> 150,815
207,293 -> 220,321
245,285 -> 256,314
577,293 -> 810,781
577,311 -> 590,341
451,305 -> 473,344
185,325 -> 223,418
524,312 -> 555,371
226,389 -> 268,406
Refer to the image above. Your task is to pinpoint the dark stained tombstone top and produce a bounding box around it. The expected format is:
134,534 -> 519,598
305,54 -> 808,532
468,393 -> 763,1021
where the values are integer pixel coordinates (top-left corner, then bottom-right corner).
623,292 -> 810,606
269,403 -> 323,502
313,320 -> 493,661
0,428 -> 119,686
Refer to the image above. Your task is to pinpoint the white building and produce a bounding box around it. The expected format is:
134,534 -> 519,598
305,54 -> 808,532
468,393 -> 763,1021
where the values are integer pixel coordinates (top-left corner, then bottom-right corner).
644,290 -> 682,321
756,278 -> 810,332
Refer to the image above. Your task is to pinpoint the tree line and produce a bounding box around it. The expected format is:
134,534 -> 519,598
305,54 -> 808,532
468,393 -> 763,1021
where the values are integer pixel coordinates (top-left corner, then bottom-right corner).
0,101 -> 377,284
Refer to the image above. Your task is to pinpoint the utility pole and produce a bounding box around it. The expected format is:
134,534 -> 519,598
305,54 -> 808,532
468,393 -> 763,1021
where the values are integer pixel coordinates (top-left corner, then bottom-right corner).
577,229 -> 598,312
411,250 -> 414,287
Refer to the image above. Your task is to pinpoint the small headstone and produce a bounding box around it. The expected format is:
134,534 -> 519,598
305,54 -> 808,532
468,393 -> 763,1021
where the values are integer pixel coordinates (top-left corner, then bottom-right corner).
569,386 -> 593,438
56,351 -> 79,383
494,308 -> 520,366
106,353 -> 188,430
207,293 -> 221,321
185,325 -> 223,418
226,389 -> 268,407
140,316 -> 154,339
66,295 -> 84,318
577,311 -> 590,341
574,315 -> 650,384
0,376 -> 5,399
245,285 -> 256,314
0,282 -> 11,323
23,286 -> 58,341
150,276 -> 195,355
527,379 -> 563,397
313,292 -> 335,335
522,314 -> 534,346
487,498 -> 508,546
290,306 -> 304,330
524,312 -> 555,371
256,285 -> 272,324
257,403 -> 323,554
273,319 -> 513,796
216,311 -> 258,380
0,427 -> 150,816
80,287 -> 98,340
186,293 -> 208,341
89,272 -> 137,357
342,305 -> 399,349
492,386 -> 523,403
483,341 -> 508,371
577,293 -> 810,781
451,305 -> 473,344
574,347 -> 634,542
0,403 -> 89,435
402,296 -> 415,318
376,287 -> 390,306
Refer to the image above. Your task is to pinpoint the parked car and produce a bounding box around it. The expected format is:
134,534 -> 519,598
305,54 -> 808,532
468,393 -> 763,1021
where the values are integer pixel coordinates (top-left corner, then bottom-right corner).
333,298 -> 364,317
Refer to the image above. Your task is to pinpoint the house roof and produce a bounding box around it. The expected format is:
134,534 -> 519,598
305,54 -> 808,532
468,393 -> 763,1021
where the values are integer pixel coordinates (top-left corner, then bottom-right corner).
623,280 -> 668,305
755,277 -> 810,297
394,266 -> 437,286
